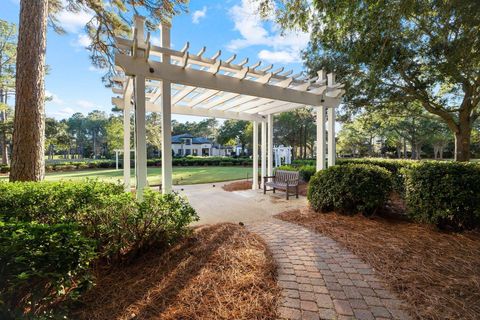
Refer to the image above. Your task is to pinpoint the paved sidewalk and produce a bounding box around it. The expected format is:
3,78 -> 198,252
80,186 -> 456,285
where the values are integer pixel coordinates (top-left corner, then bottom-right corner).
248,220 -> 411,320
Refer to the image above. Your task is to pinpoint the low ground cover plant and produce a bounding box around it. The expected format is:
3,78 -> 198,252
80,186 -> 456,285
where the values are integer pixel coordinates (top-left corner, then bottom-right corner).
0,181 -> 198,318
308,164 -> 393,216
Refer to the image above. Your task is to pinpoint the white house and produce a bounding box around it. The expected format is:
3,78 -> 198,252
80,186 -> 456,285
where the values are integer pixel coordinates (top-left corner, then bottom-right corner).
172,134 -> 234,157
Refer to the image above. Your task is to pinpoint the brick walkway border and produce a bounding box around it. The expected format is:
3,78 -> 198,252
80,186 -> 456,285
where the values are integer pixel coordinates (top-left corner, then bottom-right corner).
248,220 -> 411,320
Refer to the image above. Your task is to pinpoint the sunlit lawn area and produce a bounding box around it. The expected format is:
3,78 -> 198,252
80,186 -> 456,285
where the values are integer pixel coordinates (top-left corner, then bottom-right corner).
0,166 -> 253,186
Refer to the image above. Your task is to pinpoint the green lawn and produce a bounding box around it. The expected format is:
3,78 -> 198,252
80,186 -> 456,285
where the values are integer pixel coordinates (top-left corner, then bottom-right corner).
0,166 -> 253,186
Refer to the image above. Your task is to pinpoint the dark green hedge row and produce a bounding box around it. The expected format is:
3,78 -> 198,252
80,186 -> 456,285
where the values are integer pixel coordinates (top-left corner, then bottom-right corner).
307,159 -> 480,231
308,164 -> 392,216
337,158 -> 415,193
0,181 -> 198,318
404,162 -> 480,231
0,157 -> 255,174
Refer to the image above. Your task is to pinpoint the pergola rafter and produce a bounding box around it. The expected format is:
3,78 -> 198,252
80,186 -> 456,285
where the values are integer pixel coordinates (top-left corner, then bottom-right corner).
112,15 -> 344,198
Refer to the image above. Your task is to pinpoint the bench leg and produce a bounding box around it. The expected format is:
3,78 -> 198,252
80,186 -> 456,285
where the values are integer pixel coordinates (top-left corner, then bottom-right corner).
296,185 -> 299,199
273,188 -> 275,194
263,183 -> 266,194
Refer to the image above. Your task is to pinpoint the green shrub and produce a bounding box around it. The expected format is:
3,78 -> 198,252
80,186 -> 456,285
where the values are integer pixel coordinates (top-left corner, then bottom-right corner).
0,165 -> 10,174
337,158 -> 415,193
219,161 -> 233,166
404,162 -> 480,230
299,165 -> 316,182
0,180 -> 124,223
308,164 -> 393,216
79,190 -> 198,260
292,159 -> 315,166
0,221 -> 96,319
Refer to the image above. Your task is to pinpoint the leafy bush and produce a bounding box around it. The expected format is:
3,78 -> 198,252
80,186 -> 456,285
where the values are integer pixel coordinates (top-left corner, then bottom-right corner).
308,164 -> 393,216
0,165 -> 10,174
337,158 -> 415,193
404,162 -> 480,230
298,165 -> 316,182
79,190 -> 198,260
0,180 -> 124,223
292,159 -> 315,166
0,180 -> 198,317
0,221 -> 96,319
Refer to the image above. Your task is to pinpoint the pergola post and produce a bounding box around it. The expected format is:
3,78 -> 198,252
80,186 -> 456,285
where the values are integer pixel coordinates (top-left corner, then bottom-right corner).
252,121 -> 259,190
327,106 -> 336,167
123,101 -> 131,191
261,121 -> 267,188
267,114 -> 273,176
327,73 -> 337,167
132,16 -> 148,199
161,23 -> 173,194
316,106 -> 326,171
134,75 -> 147,199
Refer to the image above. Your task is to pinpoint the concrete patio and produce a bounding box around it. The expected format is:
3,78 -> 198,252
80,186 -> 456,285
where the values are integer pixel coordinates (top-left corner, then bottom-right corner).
173,181 -> 307,225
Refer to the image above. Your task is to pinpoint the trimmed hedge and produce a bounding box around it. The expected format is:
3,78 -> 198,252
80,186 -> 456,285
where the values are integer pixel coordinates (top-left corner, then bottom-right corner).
337,158 -> 415,193
308,164 -> 393,216
404,162 -> 480,230
0,180 -> 124,223
0,222 -> 96,319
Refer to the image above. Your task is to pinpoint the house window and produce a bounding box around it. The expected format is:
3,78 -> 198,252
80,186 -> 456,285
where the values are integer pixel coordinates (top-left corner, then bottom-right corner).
182,138 -> 192,145
185,149 -> 191,156
192,149 -> 198,156
177,149 -> 183,156
202,148 -> 209,156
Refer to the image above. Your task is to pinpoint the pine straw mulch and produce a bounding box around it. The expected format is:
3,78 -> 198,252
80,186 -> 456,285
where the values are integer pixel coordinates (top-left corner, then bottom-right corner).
222,180 -> 253,192
73,223 -> 280,320
276,208 -> 480,320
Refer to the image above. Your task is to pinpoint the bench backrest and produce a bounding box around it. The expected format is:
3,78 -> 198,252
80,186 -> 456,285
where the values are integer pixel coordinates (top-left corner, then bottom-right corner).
274,170 -> 300,184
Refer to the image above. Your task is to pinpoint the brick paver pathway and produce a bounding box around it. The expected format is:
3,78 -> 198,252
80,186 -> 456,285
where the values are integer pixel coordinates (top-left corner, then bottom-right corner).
248,220 -> 411,320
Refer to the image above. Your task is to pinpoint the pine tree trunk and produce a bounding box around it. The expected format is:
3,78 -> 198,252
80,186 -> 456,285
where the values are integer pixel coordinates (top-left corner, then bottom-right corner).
10,0 -> 47,181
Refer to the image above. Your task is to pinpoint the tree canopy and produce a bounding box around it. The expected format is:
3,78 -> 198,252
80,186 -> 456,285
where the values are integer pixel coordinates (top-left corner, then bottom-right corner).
260,0 -> 480,161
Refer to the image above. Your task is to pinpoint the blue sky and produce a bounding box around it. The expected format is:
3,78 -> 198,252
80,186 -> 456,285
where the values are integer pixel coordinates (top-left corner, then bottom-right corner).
2,0 -> 309,122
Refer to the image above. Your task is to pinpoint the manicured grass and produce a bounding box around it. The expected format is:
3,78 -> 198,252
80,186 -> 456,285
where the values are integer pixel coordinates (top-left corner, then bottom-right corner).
0,166 -> 253,185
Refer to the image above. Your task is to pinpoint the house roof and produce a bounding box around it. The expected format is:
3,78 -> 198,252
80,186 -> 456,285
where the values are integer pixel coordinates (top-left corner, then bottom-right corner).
172,133 -> 212,144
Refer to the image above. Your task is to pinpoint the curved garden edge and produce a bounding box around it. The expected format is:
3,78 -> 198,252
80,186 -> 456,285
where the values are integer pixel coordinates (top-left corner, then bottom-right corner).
275,208 -> 480,320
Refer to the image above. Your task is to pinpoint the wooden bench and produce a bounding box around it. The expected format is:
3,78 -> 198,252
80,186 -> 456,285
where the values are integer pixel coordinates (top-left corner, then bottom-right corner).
263,170 -> 300,200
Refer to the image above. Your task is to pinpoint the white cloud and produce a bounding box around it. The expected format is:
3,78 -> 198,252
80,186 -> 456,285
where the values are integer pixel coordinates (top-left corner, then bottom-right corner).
49,107 -> 76,118
192,6 -> 207,24
56,9 -> 93,33
226,0 -> 309,64
45,90 -> 64,105
258,49 -> 297,63
75,100 -> 95,109
75,33 -> 91,47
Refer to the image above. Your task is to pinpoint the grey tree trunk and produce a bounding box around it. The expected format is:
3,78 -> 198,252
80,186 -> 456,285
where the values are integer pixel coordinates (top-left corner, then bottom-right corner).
10,0 -> 47,181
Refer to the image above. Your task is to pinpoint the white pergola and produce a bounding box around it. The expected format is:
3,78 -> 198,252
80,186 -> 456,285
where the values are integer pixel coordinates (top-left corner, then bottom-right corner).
112,16 -> 344,198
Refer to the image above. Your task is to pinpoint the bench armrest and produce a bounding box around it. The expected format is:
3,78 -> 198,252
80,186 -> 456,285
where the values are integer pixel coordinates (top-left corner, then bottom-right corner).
263,175 -> 276,181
